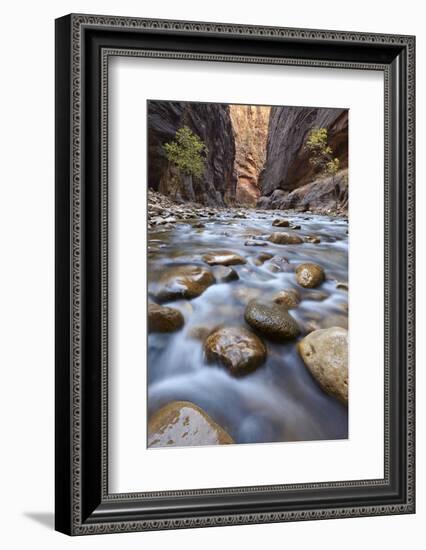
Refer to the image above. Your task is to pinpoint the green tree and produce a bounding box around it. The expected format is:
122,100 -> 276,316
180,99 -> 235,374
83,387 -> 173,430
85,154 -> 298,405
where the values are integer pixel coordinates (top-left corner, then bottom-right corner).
163,126 -> 208,179
305,127 -> 341,208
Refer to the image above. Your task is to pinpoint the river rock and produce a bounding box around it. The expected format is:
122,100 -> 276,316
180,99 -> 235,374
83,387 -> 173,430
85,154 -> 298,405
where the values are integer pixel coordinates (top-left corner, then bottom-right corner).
204,326 -> 267,376
202,251 -> 247,266
254,252 -> 274,265
244,300 -> 300,341
272,218 -> 290,227
298,327 -> 348,405
266,255 -> 292,273
305,235 -> 321,244
212,265 -> 239,283
148,401 -> 234,447
155,265 -> 215,301
336,281 -> 349,291
304,290 -> 329,301
148,303 -> 184,333
296,263 -> 325,288
269,232 -> 303,245
244,239 -> 267,247
272,288 -> 301,309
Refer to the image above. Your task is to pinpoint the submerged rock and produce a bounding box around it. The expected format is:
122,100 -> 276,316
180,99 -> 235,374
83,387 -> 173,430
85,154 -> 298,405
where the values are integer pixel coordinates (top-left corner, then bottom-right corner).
202,251 -> 246,266
212,265 -> 239,283
298,327 -> 348,405
155,265 -> 215,301
269,232 -> 303,245
253,252 -> 274,265
244,239 -> 267,247
296,263 -> 325,288
244,300 -> 300,341
265,255 -> 292,273
148,401 -> 234,447
272,218 -> 290,227
272,288 -> 301,309
233,287 -> 263,305
204,326 -> 267,376
305,235 -> 321,244
304,290 -> 329,301
187,324 -> 218,342
148,303 -> 184,332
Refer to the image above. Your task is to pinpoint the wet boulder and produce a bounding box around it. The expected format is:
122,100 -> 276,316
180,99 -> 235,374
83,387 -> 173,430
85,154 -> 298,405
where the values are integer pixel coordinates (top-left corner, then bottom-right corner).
295,262 -> 325,288
244,300 -> 300,342
272,218 -> 290,227
155,265 -> 215,301
269,232 -> 303,245
204,326 -> 267,376
298,327 -> 348,405
202,251 -> 247,266
148,303 -> 184,332
148,401 -> 234,447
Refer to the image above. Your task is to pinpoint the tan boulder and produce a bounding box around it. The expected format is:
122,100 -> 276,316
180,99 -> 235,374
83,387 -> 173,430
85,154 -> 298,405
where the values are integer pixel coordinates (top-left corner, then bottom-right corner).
148,401 -> 234,447
298,327 -> 348,405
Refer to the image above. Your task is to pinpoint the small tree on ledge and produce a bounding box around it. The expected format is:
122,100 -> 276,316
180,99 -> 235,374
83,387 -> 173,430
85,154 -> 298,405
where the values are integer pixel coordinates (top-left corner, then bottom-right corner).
163,126 -> 208,179
305,127 -> 341,209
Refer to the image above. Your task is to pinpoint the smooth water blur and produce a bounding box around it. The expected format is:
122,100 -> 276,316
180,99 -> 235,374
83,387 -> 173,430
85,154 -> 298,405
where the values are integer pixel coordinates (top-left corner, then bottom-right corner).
147,211 -> 348,444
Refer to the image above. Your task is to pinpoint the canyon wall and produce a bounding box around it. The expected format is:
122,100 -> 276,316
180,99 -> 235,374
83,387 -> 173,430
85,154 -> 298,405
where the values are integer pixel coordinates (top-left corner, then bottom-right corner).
229,105 -> 270,206
258,107 -> 348,212
148,100 -> 237,206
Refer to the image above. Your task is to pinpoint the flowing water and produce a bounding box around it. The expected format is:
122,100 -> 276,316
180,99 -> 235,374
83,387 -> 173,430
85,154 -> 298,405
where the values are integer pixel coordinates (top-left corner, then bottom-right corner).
147,210 -> 348,445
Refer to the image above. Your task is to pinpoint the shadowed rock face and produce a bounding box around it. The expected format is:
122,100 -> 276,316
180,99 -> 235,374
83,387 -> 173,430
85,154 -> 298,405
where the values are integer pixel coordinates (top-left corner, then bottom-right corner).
148,100 -> 237,206
229,105 -> 270,206
259,106 -> 348,206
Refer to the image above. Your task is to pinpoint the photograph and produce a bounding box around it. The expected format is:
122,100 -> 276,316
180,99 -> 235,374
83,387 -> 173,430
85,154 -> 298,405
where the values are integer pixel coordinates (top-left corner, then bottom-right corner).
147,100 -> 349,448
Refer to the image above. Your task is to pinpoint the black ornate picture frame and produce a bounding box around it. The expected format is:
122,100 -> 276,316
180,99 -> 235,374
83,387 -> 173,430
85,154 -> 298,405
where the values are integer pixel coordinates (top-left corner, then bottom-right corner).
55,14 -> 415,535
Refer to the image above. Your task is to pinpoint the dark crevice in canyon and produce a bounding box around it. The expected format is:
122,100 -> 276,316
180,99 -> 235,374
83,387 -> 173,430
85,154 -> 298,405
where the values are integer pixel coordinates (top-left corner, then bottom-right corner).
147,101 -> 348,214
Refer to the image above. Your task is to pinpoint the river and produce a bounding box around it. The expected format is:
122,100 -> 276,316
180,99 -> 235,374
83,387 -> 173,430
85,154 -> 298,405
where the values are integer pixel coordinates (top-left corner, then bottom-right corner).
147,209 -> 348,445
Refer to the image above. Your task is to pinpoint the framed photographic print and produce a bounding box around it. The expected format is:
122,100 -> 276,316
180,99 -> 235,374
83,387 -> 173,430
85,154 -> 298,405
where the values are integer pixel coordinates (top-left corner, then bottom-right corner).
55,14 -> 415,535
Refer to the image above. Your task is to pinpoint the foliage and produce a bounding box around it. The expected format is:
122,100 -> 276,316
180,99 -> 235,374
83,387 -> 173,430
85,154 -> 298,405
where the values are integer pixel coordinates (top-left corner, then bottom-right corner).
305,127 -> 340,178
163,126 -> 208,178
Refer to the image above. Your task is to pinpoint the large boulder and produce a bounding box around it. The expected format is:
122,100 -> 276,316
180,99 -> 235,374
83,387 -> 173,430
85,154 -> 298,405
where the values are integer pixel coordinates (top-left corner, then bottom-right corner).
296,263 -> 325,288
298,327 -> 348,404
154,265 -> 215,301
204,326 -> 266,376
148,401 -> 234,447
244,300 -> 300,341
148,304 -> 184,332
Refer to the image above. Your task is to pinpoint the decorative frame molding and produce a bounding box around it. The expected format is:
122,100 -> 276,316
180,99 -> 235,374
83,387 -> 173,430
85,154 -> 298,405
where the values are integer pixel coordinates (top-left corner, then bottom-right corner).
55,14 -> 415,535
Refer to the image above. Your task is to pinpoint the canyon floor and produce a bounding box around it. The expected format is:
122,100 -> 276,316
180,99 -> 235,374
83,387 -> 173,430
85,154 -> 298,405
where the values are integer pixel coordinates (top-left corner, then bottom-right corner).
147,190 -> 349,448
